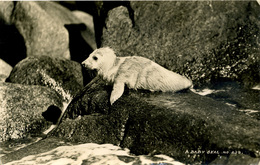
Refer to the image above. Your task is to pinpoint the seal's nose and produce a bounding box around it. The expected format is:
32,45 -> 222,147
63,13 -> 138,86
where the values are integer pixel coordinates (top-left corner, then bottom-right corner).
82,60 -> 88,68
82,62 -> 86,67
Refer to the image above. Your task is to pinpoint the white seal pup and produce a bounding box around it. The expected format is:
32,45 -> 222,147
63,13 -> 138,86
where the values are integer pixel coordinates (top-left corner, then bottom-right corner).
82,47 -> 192,105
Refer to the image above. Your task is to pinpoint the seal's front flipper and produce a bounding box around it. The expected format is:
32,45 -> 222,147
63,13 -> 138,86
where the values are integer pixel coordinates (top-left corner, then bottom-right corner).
110,82 -> 125,105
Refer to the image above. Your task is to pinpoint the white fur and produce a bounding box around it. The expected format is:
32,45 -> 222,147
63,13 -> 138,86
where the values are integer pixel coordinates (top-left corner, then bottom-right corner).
82,47 -> 192,105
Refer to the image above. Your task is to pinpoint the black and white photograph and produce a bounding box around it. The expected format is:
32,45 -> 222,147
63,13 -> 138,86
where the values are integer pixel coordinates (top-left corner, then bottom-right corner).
0,1 -> 259,164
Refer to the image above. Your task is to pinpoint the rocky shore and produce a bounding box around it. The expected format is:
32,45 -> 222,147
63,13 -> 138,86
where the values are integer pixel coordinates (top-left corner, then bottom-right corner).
0,1 -> 259,164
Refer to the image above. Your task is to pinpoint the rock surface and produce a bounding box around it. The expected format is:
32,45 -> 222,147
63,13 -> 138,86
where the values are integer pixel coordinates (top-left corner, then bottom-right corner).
50,77 -> 260,164
0,59 -> 12,82
7,56 -> 89,102
0,1 -> 95,62
72,10 -> 96,50
204,81 -> 260,120
0,1 -> 259,164
0,1 -> 14,25
102,1 -> 260,87
0,82 -> 63,142
1,137 -> 183,165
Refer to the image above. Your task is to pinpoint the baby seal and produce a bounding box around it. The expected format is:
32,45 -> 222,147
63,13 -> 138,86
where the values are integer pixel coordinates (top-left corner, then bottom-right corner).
82,47 -> 192,105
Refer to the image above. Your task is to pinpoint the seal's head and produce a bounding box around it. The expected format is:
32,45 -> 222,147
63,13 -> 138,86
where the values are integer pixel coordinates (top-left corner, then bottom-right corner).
82,47 -> 116,74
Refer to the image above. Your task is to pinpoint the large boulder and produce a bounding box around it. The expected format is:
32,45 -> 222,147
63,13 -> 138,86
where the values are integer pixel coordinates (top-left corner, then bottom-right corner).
6,56 -> 93,102
0,82 -> 63,142
0,1 -> 95,63
101,1 -> 260,87
50,77 -> 260,164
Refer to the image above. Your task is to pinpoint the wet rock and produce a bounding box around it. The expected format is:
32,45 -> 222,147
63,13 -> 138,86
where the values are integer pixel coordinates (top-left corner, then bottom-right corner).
210,154 -> 260,165
0,82 -> 63,142
7,56 -> 90,102
0,1 -> 95,60
203,81 -> 260,120
0,137 -> 69,164
51,77 -> 260,164
102,1 -> 260,88
0,59 -> 12,82
1,137 -> 182,165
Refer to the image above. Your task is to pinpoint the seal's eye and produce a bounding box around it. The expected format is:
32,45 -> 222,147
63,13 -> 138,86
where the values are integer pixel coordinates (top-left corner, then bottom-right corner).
93,56 -> 98,61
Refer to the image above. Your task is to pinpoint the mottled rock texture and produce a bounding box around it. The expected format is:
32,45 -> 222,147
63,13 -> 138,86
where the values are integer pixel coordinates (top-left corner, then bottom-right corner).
0,82 -> 63,141
102,1 -> 260,87
50,77 -> 260,164
7,56 -> 89,102
0,2 -> 259,165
